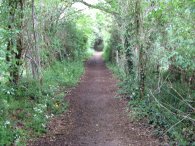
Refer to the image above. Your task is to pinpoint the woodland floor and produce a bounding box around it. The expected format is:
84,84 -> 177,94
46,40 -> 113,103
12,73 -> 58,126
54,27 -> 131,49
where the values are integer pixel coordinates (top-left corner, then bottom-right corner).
29,52 -> 160,146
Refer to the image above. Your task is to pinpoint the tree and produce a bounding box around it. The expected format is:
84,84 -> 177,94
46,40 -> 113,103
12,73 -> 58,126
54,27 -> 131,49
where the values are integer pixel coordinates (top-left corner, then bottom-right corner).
6,0 -> 24,84
31,0 -> 41,80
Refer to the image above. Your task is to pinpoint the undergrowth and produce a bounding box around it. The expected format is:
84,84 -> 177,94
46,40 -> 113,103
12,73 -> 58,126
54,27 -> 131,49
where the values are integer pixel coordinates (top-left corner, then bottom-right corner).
107,63 -> 195,145
0,60 -> 84,145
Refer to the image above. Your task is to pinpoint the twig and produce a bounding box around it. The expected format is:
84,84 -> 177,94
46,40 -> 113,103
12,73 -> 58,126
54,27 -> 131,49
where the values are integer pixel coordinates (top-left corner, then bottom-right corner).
163,114 -> 189,136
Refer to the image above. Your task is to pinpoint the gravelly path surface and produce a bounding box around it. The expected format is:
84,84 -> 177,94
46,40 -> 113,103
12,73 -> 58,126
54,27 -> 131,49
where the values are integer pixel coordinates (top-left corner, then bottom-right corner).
29,52 -> 159,146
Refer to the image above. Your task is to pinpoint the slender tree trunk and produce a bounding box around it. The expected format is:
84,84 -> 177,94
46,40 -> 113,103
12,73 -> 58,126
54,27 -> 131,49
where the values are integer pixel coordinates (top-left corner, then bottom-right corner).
6,0 -> 15,83
6,0 -> 24,84
14,0 -> 24,83
31,0 -> 41,80
135,0 -> 145,98
124,28 -> 133,74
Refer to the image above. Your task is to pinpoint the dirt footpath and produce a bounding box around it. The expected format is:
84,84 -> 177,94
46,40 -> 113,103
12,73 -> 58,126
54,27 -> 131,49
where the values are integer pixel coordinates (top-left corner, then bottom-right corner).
30,52 -> 159,146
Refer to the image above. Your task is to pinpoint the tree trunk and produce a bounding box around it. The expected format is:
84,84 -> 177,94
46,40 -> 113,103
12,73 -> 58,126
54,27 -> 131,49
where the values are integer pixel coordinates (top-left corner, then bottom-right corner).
135,0 -> 145,98
31,0 -> 41,80
6,0 -> 24,84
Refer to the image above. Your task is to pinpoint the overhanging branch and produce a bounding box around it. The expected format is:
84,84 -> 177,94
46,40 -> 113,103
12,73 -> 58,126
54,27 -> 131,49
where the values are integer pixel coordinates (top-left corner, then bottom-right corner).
76,0 -> 119,16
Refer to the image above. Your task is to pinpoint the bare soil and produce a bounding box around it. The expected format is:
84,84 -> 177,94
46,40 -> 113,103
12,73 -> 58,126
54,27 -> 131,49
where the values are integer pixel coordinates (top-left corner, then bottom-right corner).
29,52 -> 159,146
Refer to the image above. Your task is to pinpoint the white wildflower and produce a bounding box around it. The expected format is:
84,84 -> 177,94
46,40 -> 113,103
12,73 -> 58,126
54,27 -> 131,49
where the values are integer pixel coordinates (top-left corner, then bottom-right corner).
33,107 -> 43,113
5,120 -> 10,125
42,123 -> 46,128
45,115 -> 49,119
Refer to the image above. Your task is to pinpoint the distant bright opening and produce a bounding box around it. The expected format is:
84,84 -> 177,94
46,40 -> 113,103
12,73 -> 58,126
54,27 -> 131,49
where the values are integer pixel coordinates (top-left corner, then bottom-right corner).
72,0 -> 112,52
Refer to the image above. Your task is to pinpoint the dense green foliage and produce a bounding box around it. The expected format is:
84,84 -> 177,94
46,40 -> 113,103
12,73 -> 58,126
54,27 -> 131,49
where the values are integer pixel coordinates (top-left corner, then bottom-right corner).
0,0 -> 89,145
105,0 -> 195,144
0,0 -> 194,145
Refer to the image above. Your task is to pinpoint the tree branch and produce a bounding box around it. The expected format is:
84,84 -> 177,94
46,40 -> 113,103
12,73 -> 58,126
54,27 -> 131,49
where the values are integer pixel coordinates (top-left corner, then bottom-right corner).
77,0 -> 119,16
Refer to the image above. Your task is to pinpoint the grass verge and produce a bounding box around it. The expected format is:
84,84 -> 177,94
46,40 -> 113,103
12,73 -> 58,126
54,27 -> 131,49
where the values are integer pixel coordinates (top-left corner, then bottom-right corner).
107,63 -> 195,145
0,60 -> 84,145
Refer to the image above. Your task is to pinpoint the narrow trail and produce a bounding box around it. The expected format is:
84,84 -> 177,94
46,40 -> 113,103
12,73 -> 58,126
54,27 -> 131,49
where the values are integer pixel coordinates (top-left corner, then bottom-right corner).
30,52 -> 159,146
